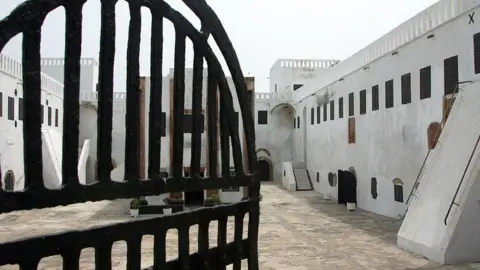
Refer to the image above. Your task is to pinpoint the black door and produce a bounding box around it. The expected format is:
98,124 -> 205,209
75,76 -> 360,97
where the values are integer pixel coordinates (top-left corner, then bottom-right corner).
258,160 -> 270,181
345,171 -> 357,204
337,170 -> 346,204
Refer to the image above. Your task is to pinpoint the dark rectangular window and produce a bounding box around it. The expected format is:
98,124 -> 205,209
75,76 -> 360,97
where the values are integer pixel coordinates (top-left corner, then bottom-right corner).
182,114 -> 206,133
359,89 -> 366,115
474,33 -> 480,74
401,73 -> 412,105
293,84 -> 303,91
372,85 -> 379,111
18,98 -> 23,121
394,185 -> 404,203
47,106 -> 52,126
316,106 -> 320,124
444,55 -> 458,95
323,104 -> 327,121
348,92 -> 354,117
160,112 -> 166,137
54,109 -> 59,127
339,97 -> 344,118
310,107 -> 314,125
41,105 -> 44,124
385,80 -> 394,109
297,116 -> 300,129
330,100 -> 334,120
293,117 -> 296,128
7,97 -> 14,120
183,114 -> 192,133
0,92 -> 3,117
420,66 -> 432,100
274,84 -> 277,92
258,110 -> 268,125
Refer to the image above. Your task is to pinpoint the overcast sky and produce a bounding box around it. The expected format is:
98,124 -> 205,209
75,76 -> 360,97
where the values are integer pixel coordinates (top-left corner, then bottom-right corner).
1,0 -> 438,93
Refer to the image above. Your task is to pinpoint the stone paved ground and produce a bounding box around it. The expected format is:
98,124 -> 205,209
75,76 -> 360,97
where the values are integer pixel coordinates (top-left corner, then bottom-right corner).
0,183 -> 478,269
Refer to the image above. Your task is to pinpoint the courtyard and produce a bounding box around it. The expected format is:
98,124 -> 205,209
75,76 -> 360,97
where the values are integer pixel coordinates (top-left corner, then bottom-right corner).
0,183 -> 478,269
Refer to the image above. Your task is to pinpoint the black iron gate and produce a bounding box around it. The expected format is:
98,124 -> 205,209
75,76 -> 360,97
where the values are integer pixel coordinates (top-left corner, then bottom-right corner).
0,0 -> 259,269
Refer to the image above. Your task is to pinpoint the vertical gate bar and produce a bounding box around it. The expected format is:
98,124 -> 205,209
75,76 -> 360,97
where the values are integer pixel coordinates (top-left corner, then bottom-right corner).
126,235 -> 142,270
206,66 -> 218,178
19,258 -> 40,270
95,244 -> 113,269
217,216 -> 227,269
219,94 -> 230,178
62,248 -> 81,270
171,29 -> 186,179
247,202 -> 260,270
190,47 -> 203,176
148,11 -> 163,179
22,27 -> 44,190
62,1 -> 85,186
178,226 -> 190,269
96,0 -> 117,182
124,0 -> 142,181
153,230 -> 167,268
198,221 -> 210,269
232,212 -> 244,270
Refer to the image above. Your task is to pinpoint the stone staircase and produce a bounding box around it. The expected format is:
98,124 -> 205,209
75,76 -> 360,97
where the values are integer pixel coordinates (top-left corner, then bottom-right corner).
293,168 -> 313,191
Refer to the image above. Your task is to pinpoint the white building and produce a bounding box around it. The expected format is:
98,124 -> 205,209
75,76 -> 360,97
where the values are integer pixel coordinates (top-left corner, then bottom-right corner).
257,0 -> 480,265
1,0 -> 480,265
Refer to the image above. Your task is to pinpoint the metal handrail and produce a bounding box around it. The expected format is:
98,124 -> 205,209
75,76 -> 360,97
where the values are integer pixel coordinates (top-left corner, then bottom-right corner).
405,88 -> 459,205
444,132 -> 480,225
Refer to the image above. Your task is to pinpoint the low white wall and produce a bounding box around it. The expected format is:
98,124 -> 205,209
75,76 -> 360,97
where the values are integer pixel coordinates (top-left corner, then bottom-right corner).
77,139 -> 90,185
398,83 -> 480,264
41,129 -> 61,189
111,162 -> 124,182
282,162 -> 296,191
219,188 -> 244,203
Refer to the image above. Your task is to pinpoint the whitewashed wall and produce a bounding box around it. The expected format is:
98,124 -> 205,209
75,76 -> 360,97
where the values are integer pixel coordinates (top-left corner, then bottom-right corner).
290,4 -> 480,218
0,55 -> 64,190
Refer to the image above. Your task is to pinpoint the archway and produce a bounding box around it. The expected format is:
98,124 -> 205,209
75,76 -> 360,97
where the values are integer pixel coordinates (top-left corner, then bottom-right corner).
257,158 -> 272,182
270,102 -> 296,116
4,170 -> 14,191
256,148 -> 271,157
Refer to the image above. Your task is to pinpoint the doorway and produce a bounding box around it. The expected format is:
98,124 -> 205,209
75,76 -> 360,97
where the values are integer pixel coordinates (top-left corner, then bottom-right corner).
258,159 -> 271,181
184,168 -> 205,206
4,171 -> 14,191
337,170 -> 357,205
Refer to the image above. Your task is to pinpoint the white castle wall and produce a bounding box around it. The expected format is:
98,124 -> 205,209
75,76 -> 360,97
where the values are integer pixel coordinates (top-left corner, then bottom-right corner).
293,0 -> 480,101
41,58 -> 99,93
0,55 -> 64,191
270,59 -> 339,93
285,1 -> 480,219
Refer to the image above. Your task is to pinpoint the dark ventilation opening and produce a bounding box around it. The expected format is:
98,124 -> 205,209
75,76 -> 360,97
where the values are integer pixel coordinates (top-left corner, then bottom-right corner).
371,177 -> 378,199
258,160 -> 270,181
316,172 -> 319,183
393,178 -> 404,203
328,172 -> 334,187
184,170 -> 204,205
4,171 -> 14,191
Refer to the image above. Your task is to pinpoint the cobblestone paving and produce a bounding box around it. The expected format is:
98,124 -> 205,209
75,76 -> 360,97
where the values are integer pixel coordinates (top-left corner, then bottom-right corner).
0,183 -> 478,269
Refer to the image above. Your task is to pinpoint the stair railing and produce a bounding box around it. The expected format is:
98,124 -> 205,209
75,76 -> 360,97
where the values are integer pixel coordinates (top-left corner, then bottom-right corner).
444,132 -> 480,225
